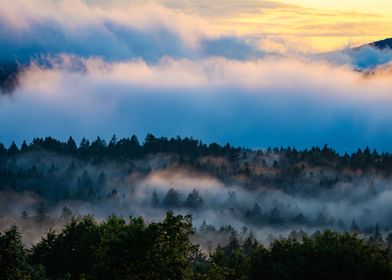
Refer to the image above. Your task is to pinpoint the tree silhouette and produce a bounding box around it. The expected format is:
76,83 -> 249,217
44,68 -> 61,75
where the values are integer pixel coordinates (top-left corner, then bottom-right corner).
162,188 -> 181,209
151,191 -> 160,207
184,189 -> 204,209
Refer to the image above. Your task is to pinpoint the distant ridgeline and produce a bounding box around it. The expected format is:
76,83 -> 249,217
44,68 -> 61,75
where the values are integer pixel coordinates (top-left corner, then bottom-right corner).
0,133 -> 389,169
369,37 -> 392,50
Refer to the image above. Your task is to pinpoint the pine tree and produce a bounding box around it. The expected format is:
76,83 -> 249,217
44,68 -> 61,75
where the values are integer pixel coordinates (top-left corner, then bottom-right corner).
151,191 -> 160,207
162,188 -> 181,208
184,189 -> 204,209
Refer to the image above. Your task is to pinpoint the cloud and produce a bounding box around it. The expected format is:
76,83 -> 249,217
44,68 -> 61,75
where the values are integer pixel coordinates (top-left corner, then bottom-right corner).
315,45 -> 392,69
1,1 -> 392,152
0,0 -> 262,65
1,0 -> 392,69
346,46 -> 392,69
2,55 -> 392,152
161,0 -> 296,17
195,0 -> 392,52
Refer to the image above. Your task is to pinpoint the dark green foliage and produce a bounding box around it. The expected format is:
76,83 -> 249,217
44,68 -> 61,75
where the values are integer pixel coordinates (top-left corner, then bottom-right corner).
249,230 -> 392,280
65,137 -> 77,154
244,203 -> 264,225
92,212 -> 198,280
201,230 -> 392,279
8,141 -> 19,155
207,236 -> 254,280
75,170 -> 95,200
150,190 -> 160,207
3,216 -> 392,280
4,133 -> 392,211
268,207 -> 282,225
3,133 -> 392,172
29,212 -> 197,280
184,189 -> 204,209
2,133 -> 240,161
162,188 -> 181,209
0,226 -> 45,280
30,215 -> 100,279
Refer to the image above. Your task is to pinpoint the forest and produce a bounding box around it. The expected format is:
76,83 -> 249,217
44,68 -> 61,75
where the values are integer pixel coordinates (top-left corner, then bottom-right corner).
2,212 -> 392,280
2,134 -> 392,278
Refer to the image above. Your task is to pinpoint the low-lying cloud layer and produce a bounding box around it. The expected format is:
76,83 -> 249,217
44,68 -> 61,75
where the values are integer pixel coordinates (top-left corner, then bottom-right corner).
1,0 -> 392,152
2,55 -> 392,152
2,148 -> 392,247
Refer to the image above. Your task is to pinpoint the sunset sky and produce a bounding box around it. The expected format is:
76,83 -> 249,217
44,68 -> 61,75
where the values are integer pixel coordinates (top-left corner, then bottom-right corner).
1,0 -> 392,152
149,0 -> 392,51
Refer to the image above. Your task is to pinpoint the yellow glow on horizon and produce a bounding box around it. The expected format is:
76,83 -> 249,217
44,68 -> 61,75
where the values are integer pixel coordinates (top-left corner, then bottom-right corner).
224,7 -> 392,51
165,0 -> 392,52
281,0 -> 392,13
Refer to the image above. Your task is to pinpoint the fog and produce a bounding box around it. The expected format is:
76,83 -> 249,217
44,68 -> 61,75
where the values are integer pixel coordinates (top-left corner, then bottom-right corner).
2,0 -> 392,249
2,1 -> 392,151
2,55 -> 392,151
1,147 -> 392,247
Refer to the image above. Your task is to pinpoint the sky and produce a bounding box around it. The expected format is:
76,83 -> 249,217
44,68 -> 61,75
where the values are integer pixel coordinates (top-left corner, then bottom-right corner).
158,0 -> 392,51
1,0 -> 392,152
81,0 -> 392,52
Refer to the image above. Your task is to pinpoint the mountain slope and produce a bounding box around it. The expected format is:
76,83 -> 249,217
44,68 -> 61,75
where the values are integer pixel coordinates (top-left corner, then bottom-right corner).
369,37 -> 392,50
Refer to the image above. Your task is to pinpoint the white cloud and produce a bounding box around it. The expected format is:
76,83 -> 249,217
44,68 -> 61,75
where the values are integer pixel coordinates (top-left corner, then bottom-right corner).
2,55 -> 392,151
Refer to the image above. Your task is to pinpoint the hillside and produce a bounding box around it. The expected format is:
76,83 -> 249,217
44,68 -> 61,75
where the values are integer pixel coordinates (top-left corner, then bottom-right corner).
370,37 -> 392,49
1,134 -> 391,249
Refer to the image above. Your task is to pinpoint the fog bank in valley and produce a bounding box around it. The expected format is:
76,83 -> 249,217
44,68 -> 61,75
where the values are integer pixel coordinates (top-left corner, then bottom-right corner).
1,138 -> 392,248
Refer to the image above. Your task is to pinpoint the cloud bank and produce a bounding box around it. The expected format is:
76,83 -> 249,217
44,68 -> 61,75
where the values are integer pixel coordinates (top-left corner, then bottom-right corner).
1,55 -> 392,152
1,0 -> 392,151
0,0 -> 261,64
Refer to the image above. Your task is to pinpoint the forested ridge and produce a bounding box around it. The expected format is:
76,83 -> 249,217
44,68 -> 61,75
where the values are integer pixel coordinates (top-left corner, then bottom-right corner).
1,134 -> 392,229
2,134 -> 392,279
1,133 -> 390,170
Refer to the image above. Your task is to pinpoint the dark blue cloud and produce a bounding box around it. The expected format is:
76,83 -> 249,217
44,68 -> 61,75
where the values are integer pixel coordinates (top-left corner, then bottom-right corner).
201,37 -> 261,60
0,16 -> 261,66
319,45 -> 392,70
348,46 -> 392,69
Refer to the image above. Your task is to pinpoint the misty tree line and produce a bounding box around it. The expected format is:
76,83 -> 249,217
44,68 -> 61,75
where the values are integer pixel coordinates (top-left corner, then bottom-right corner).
2,133 -> 392,198
3,133 -> 392,234
0,134 -> 392,238
2,213 -> 392,280
2,133 -> 392,200
0,134 -> 240,161
1,133 -> 392,171
16,184 -> 392,241
147,188 -> 392,234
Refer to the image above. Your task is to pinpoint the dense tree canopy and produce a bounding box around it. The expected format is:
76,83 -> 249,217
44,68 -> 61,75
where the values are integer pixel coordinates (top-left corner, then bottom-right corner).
1,214 -> 392,280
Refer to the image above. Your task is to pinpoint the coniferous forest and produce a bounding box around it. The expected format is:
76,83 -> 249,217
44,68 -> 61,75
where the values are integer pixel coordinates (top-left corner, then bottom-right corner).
3,0 -> 392,278
2,134 -> 392,279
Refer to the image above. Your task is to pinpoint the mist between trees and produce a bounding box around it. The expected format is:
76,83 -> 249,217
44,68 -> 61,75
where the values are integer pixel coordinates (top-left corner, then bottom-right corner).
1,134 -> 392,247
